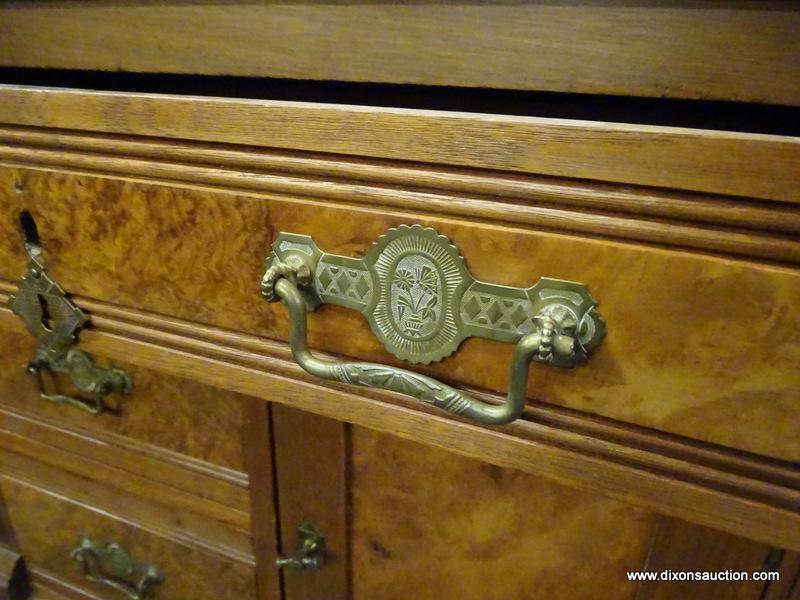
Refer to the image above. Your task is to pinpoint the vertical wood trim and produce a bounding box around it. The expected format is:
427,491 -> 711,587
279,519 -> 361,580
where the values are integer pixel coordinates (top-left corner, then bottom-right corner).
763,552 -> 800,600
243,399 -> 282,600
272,405 -> 348,600
636,516 -> 776,600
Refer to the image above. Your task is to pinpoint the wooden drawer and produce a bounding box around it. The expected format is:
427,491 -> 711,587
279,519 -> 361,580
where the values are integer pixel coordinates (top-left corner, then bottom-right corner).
0,86 -> 797,555
0,163 -> 797,462
0,476 -> 257,599
0,326 -> 247,474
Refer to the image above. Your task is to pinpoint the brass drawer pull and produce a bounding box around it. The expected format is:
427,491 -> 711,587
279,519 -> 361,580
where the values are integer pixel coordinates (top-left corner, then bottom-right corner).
262,225 -> 605,425
8,211 -> 133,414
70,537 -> 163,600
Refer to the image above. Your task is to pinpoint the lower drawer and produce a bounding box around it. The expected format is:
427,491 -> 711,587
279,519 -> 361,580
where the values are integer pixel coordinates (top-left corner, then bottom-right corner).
0,477 -> 257,600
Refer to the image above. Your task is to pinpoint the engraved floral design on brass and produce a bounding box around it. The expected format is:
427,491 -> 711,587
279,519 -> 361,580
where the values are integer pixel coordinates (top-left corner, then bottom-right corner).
366,225 -> 470,363
265,224 -> 605,366
261,224 -> 606,425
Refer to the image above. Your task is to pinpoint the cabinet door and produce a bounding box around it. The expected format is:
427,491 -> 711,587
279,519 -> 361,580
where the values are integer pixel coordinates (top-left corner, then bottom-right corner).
267,407 -> 799,600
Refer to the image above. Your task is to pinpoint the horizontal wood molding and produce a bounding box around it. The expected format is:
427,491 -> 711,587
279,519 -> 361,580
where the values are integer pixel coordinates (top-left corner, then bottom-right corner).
28,565 -> 105,600
0,126 -> 797,266
0,291 -> 796,550
0,452 -> 254,566
0,403 -> 249,510
0,87 -> 797,204
0,4 -> 798,105
1,476 -> 258,599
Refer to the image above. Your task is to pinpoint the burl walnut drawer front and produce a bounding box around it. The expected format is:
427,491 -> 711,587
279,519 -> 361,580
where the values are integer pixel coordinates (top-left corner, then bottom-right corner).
0,325 -> 248,475
0,164 -> 797,461
0,477 -> 257,599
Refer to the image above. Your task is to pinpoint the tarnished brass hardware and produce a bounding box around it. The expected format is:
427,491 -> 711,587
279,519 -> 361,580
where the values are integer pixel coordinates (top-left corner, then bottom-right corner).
262,225 -> 605,425
70,537 -> 163,600
8,211 -> 132,414
276,522 -> 326,571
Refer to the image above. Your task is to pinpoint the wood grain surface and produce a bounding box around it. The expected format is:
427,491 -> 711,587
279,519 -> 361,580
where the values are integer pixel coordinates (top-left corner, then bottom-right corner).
0,126 -> 798,264
0,3 -> 798,105
0,402 -> 249,515
1,432 -> 252,564
272,405 -> 349,600
349,426 -> 655,600
638,517 -> 778,600
242,399 -> 281,600
0,326 -> 247,473
0,87 -> 798,203
0,477 -> 257,600
0,166 -> 797,462
0,305 -> 793,551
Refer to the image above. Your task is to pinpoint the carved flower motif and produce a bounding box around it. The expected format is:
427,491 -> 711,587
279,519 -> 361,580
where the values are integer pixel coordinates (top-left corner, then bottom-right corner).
415,265 -> 438,295
394,268 -> 415,292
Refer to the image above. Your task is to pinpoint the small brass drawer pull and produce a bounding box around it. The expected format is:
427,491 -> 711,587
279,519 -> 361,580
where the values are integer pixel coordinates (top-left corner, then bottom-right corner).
8,211 -> 132,414
70,537 -> 163,600
262,225 -> 605,425
276,521 -> 326,571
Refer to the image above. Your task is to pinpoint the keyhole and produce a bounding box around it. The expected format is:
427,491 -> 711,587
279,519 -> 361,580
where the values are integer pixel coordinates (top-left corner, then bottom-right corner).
18,209 -> 40,248
37,294 -> 54,332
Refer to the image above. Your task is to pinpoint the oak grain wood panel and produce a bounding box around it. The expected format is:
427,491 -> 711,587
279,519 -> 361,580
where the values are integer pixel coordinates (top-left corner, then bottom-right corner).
28,566 -> 102,600
0,323 -> 247,473
0,167 -> 798,461
242,399 -> 281,600
2,136 -> 800,265
0,3 -> 798,105
2,124 -> 799,237
1,441 -> 253,564
350,426 -> 656,600
0,309 -> 793,551
764,552 -> 800,600
0,477 -> 258,600
636,517 -> 776,600
0,399 -> 249,515
0,86 -> 798,203
272,405 -> 348,600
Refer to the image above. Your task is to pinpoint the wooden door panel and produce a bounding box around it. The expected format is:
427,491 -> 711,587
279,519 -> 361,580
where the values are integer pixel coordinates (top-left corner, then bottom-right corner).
349,426 -> 656,600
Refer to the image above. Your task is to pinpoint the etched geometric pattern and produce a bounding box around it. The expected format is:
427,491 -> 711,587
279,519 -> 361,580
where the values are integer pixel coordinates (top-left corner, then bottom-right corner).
270,227 -> 604,367
460,291 -> 535,335
315,262 -> 372,308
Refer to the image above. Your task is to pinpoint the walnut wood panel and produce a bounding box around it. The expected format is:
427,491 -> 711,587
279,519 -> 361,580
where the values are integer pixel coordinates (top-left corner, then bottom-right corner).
0,167 -> 798,462
1,128 -> 799,264
350,426 -> 655,599
271,405 -> 348,599
637,517 -> 778,600
0,87 -> 798,203
1,3 -> 798,105
0,326 -> 247,473
0,400 -> 249,516
0,477 -> 258,600
242,399 -> 281,600
0,305 -> 794,551
767,553 -> 800,599
1,441 -> 252,564
27,566 -> 101,600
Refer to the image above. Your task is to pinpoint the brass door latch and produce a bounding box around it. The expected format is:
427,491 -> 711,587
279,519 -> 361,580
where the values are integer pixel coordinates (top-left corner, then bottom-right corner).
262,224 -> 605,425
8,211 -> 132,414
276,521 -> 326,571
